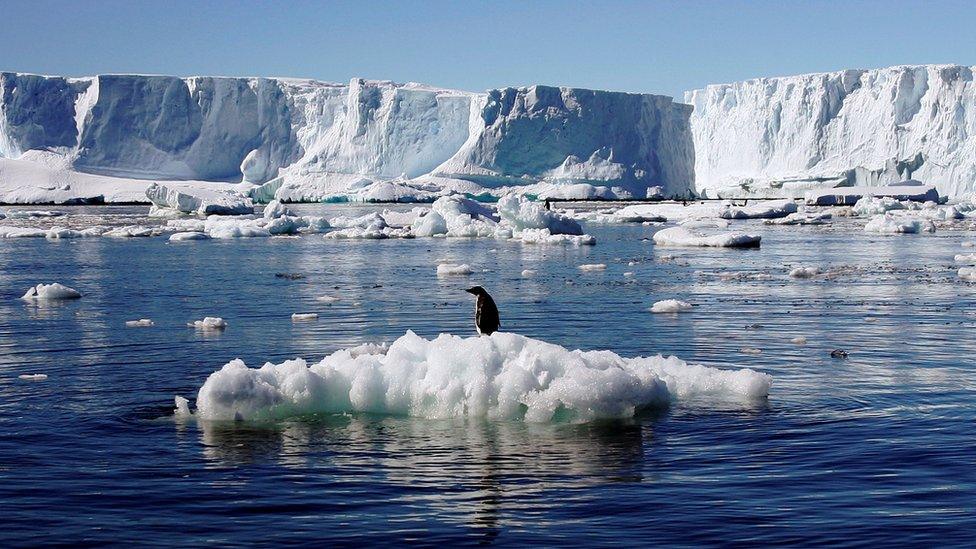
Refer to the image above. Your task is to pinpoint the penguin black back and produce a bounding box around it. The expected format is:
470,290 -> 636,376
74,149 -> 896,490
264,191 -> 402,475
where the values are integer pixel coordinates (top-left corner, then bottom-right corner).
465,286 -> 500,335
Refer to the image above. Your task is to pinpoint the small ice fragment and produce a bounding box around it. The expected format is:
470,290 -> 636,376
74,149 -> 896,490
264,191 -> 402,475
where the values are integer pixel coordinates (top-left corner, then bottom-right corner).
791,336 -> 807,345
578,263 -> 607,271
954,254 -> 976,263
19,373 -> 48,381
169,231 -> 211,241
789,266 -> 820,278
521,269 -> 536,277
174,395 -> 192,417
125,319 -> 154,327
316,295 -> 340,303
741,348 -> 763,355
189,317 -> 227,330
292,313 -> 319,321
650,299 -> 693,313
623,272 -> 635,277
437,263 -> 473,276
958,267 -> 976,281
962,241 -> 976,248
21,283 -> 82,300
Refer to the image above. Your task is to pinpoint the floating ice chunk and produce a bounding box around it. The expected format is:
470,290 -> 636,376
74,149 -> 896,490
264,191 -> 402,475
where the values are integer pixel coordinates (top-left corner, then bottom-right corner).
147,183 -> 254,215
719,199 -> 797,219
412,195 -> 498,237
791,336 -> 807,345
496,194 -> 583,235
650,299 -> 693,313
764,211 -> 831,225
789,266 -> 820,278
805,186 -> 940,206
741,348 -> 763,355
653,226 -> 761,248
863,214 -> 936,234
45,227 -> 87,239
22,283 -> 81,300
103,225 -> 156,238
578,263 -> 607,271
189,317 -> 227,330
174,395 -> 192,417
963,242 -> 976,248
851,196 -> 906,216
204,216 -> 270,239
623,272 -> 634,277
517,228 -> 595,246
955,254 -> 976,263
125,319 -> 154,327
262,199 -> 294,219
316,295 -> 340,303
958,267 -> 976,281
0,226 -> 47,238
291,313 -> 319,321
19,373 -> 48,381
325,225 -> 413,239
437,263 -> 473,276
5,210 -> 64,219
194,331 -> 772,422
169,231 -> 211,241
521,269 -> 536,277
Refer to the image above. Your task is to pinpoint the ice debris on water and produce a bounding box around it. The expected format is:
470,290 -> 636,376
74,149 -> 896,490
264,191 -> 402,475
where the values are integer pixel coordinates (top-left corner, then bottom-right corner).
174,396 -> 192,417
578,263 -> 607,271
789,266 -> 820,278
291,313 -> 319,321
19,373 -> 48,381
21,283 -> 81,300
193,331 -> 772,422
437,263 -> 473,276
125,319 -> 154,327
650,299 -> 693,313
791,336 -> 807,345
188,317 -> 227,330
653,226 -> 761,248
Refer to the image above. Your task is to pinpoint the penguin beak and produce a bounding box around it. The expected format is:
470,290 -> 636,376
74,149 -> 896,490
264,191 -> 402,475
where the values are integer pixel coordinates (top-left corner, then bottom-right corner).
464,287 -> 477,294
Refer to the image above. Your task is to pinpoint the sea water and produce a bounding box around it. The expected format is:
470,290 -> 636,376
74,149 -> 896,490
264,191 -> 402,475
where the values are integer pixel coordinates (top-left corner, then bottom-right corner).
1,204 -> 975,545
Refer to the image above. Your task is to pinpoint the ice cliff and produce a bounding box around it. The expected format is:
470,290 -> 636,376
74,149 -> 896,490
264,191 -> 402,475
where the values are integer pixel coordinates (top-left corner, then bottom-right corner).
0,72 -> 694,202
685,64 -> 976,198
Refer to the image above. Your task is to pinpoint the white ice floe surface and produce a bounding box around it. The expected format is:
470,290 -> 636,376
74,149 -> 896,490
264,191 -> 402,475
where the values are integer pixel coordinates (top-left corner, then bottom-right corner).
578,263 -> 607,271
291,313 -> 319,321
719,199 -> 797,219
436,263 -> 473,276
863,214 -> 936,234
21,283 -> 81,300
189,317 -> 227,330
192,331 -> 771,422
650,299 -> 693,313
789,266 -> 820,278
653,226 -> 761,248
125,319 -> 154,327
169,231 -> 211,241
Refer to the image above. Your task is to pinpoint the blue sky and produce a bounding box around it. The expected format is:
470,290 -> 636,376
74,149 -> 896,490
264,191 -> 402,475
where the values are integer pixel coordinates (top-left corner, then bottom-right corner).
5,0 -> 974,98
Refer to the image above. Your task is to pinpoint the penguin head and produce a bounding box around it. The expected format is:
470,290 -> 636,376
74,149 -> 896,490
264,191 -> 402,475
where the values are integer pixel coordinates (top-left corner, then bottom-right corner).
465,286 -> 486,296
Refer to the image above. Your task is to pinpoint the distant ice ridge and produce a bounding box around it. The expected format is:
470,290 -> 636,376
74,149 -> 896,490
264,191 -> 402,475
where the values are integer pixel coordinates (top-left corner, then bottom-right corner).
0,72 -> 693,203
685,65 -> 976,199
191,331 -> 771,422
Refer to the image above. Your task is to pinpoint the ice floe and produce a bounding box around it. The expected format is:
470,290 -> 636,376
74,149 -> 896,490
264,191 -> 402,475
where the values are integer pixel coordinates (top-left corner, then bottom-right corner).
169,231 -> 211,241
863,214 -> 936,234
146,183 -> 254,216
650,299 -> 693,313
291,313 -> 319,321
125,319 -> 154,327
578,263 -> 607,271
719,199 -> 797,219
191,331 -> 771,422
653,226 -> 761,248
436,263 -> 473,276
21,283 -> 81,300
189,317 -> 227,330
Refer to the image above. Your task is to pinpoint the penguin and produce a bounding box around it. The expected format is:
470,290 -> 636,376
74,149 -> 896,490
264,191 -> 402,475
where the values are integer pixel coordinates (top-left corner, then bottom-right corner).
465,286 -> 500,335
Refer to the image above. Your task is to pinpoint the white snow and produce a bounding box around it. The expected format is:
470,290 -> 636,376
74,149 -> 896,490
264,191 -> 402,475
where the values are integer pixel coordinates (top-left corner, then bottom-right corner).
650,299 -> 693,313
653,226 -> 761,248
436,263 -> 473,276
21,283 -> 81,300
192,330 -> 771,422
125,319 -> 154,327
188,317 -> 227,330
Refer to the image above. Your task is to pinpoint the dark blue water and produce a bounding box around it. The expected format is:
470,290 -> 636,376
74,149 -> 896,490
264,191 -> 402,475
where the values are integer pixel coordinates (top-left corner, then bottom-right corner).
2,205 -> 975,546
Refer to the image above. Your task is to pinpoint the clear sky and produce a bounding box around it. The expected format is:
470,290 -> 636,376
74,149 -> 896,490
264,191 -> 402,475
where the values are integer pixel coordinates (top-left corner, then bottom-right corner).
5,0 -> 975,99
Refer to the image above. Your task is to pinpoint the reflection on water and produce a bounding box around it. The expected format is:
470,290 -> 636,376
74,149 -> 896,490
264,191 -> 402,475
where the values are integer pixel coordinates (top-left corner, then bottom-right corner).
2,205 -> 976,544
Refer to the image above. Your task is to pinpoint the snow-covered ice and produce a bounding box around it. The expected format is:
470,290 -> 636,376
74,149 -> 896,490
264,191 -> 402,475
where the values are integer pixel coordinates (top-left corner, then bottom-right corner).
864,214 -> 936,234
653,226 -> 761,248
436,263 -> 473,276
192,331 -> 771,422
650,299 -> 693,313
189,317 -> 227,330
21,283 -> 81,300
125,319 -> 154,327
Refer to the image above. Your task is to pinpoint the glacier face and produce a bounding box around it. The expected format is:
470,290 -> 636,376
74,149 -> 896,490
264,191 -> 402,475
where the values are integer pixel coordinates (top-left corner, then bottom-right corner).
685,65 -> 976,198
0,72 -> 694,201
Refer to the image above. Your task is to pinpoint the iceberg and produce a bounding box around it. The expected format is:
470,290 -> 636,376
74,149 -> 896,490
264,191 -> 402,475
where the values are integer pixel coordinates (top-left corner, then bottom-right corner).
650,299 -> 693,313
146,183 -> 253,215
863,214 -> 936,234
191,331 -> 771,422
686,65 -> 976,199
653,226 -> 761,248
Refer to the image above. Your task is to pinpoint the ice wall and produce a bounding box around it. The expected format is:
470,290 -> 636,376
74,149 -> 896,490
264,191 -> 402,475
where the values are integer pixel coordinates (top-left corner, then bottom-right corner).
685,65 -> 976,198
0,72 -> 695,199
